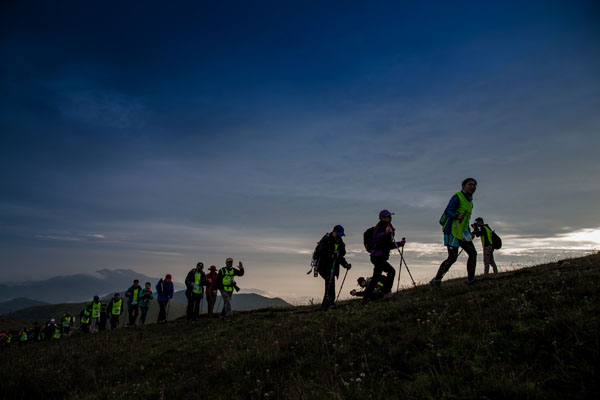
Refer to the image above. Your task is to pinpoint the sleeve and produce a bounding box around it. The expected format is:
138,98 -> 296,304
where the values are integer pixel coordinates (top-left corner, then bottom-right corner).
444,194 -> 461,220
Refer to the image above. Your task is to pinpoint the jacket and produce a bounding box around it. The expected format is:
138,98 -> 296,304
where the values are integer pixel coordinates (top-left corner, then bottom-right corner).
370,222 -> 404,260
313,233 -> 349,278
156,279 -> 174,302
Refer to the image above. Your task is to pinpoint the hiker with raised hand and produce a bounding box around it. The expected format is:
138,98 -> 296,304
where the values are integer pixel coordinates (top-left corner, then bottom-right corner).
430,178 -> 478,287
107,293 -> 123,330
205,265 -> 219,317
350,276 -> 387,300
139,282 -> 154,325
216,258 -> 245,320
363,210 -> 404,301
156,274 -> 174,324
472,217 -> 499,275
312,225 -> 351,309
185,262 -> 207,323
125,279 -> 142,326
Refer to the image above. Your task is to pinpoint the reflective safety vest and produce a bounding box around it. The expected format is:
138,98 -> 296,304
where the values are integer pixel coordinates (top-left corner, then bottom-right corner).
221,267 -> 235,292
112,299 -> 123,315
481,225 -> 493,248
442,191 -> 473,242
81,307 -> 91,324
193,272 -> 204,294
132,288 -> 140,305
62,316 -> 71,327
53,328 -> 61,339
373,281 -> 384,294
92,302 -> 101,318
20,331 -> 27,342
7,335 -> 11,344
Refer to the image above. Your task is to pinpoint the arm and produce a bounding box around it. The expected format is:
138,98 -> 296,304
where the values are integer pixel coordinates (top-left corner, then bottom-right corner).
235,262 -> 245,277
443,194 -> 461,220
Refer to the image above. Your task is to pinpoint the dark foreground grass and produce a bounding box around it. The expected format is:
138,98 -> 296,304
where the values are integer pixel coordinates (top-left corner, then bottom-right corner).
1,253 -> 599,399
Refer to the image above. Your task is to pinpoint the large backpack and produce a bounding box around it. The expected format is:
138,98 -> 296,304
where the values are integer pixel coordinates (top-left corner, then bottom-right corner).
492,231 -> 502,250
363,227 -> 375,253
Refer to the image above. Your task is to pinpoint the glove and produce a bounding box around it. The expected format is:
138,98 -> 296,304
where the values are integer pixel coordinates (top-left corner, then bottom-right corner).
345,263 -> 352,270
399,239 -> 406,247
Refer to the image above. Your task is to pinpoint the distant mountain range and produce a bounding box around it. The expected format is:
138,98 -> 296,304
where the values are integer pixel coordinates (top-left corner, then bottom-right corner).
0,269 -> 185,304
0,297 -> 50,315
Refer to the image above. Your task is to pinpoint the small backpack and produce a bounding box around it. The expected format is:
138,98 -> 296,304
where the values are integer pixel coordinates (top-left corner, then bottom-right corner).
363,227 -> 375,253
492,231 -> 502,250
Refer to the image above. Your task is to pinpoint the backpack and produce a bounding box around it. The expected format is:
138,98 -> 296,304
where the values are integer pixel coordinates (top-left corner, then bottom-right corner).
491,231 -> 502,250
363,227 -> 375,253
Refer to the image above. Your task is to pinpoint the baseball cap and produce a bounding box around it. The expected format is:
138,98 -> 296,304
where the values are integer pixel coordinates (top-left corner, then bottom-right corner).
379,209 -> 394,218
333,225 -> 345,237
209,265 -> 217,271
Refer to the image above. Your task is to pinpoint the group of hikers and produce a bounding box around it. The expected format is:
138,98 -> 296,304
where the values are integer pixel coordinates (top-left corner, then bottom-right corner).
311,177 -> 501,308
0,258 -> 246,349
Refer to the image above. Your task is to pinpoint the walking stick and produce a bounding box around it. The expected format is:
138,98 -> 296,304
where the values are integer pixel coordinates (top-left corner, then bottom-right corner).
401,254 -> 417,287
166,301 -> 171,320
396,245 -> 405,292
335,264 -> 350,303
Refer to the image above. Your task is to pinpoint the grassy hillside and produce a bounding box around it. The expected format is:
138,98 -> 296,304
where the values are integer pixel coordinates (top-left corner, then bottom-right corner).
1,253 -> 598,399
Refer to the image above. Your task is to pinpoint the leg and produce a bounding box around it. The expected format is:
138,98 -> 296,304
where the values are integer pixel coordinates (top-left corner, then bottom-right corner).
433,246 -> 459,282
132,305 -> 139,325
193,294 -> 201,320
488,247 -> 498,273
207,293 -> 216,316
483,245 -> 491,274
319,271 -> 335,308
140,307 -> 147,324
380,261 -> 396,294
461,240 -> 477,281
364,257 -> 384,300
186,292 -> 193,322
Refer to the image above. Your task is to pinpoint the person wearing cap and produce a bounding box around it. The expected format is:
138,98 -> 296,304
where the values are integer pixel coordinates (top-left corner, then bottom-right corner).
364,210 -> 405,301
205,265 -> 219,317
430,178 -> 478,287
125,279 -> 142,326
44,318 -> 59,340
216,258 -> 245,320
61,311 -> 73,336
311,225 -> 351,309
156,274 -> 174,324
185,263 -> 207,323
107,293 -> 124,330
88,295 -> 103,333
350,276 -> 386,300
139,282 -> 154,325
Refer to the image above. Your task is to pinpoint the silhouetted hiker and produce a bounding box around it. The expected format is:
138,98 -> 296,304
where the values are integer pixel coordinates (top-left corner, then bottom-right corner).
139,282 -> 154,324
107,293 -> 123,329
61,312 -> 73,335
205,265 -> 218,317
89,295 -> 102,332
216,258 -> 244,320
311,225 -> 351,309
98,302 -> 108,331
33,322 -> 42,341
350,276 -> 387,299
363,210 -> 404,302
156,274 -> 174,324
79,304 -> 92,333
126,279 -> 142,326
185,262 -> 207,323
0,331 -> 7,350
430,178 -> 478,287
472,217 -> 499,274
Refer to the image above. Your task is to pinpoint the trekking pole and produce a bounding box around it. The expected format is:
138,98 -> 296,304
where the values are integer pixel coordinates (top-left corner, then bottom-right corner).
166,301 -> 171,320
396,245 -> 405,292
335,264 -> 350,303
401,254 -> 417,287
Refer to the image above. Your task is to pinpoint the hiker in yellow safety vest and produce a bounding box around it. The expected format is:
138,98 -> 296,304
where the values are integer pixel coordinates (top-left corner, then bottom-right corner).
88,296 -> 103,333
126,279 -> 142,326
430,178 -> 478,288
185,262 -> 207,323
216,258 -> 245,320
107,293 -> 123,330
61,312 -> 73,336
79,304 -> 92,333
472,217 -> 499,274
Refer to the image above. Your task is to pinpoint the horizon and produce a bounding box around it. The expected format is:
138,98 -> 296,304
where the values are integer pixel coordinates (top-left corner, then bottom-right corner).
1,1 -> 599,304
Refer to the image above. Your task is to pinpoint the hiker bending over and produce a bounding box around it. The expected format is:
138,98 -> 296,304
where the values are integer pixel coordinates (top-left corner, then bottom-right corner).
364,210 -> 404,301
216,258 -> 244,320
350,276 -> 387,300
185,262 -> 207,323
156,274 -> 174,324
312,225 -> 351,309
472,217 -> 498,274
430,178 -> 478,287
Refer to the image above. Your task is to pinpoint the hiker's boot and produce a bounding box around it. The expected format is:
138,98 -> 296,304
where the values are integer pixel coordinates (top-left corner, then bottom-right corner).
429,279 -> 441,288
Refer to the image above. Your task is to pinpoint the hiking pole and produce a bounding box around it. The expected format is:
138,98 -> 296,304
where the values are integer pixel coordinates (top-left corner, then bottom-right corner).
166,301 -> 171,321
401,254 -> 417,287
393,236 -> 406,292
335,264 -> 350,303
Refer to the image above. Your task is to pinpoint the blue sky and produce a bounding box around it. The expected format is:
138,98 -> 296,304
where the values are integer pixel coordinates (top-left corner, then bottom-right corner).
1,1 -> 599,302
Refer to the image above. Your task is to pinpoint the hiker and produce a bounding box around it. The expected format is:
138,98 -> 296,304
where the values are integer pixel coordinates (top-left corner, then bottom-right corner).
185,262 -> 207,323
98,302 -> 108,331
79,304 -> 92,333
430,178 -> 478,287
44,319 -> 59,340
89,295 -> 103,332
350,276 -> 387,300
33,322 -> 43,341
311,225 -> 351,309
139,282 -> 154,324
61,312 -> 73,335
0,331 -> 7,350
363,211 -> 405,301
216,258 -> 245,320
205,265 -> 219,317
125,279 -> 142,326
18,328 -> 28,346
472,217 -> 499,274
156,274 -> 174,324
107,293 -> 123,329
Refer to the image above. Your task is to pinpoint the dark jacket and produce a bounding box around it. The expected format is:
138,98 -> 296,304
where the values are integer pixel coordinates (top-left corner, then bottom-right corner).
185,269 -> 207,296
125,285 -> 143,306
370,222 -> 403,260
313,233 -> 349,278
473,224 -> 493,247
156,279 -> 174,302
216,266 -> 244,291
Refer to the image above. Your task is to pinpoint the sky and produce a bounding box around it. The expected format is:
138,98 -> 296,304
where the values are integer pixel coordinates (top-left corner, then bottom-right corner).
1,0 -> 599,303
